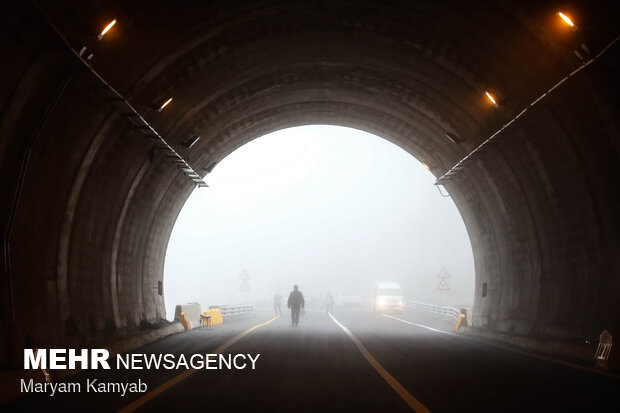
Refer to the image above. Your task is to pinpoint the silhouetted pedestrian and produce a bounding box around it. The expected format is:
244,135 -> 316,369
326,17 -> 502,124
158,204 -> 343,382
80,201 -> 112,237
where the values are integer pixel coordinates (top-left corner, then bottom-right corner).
287,285 -> 305,327
326,292 -> 334,314
273,291 -> 283,316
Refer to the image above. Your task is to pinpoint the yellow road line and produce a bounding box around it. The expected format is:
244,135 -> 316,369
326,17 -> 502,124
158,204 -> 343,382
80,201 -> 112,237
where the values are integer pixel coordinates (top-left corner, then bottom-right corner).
117,315 -> 279,413
328,313 -> 431,413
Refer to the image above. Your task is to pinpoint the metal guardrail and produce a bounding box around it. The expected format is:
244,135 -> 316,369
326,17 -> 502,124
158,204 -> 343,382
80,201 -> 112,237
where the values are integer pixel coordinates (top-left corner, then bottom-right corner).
210,305 -> 254,319
405,300 -> 461,320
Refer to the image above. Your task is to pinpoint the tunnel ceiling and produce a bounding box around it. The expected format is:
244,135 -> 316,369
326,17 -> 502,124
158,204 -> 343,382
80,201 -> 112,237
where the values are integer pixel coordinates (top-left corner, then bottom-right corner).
1,0 -> 619,366
32,0 -> 614,171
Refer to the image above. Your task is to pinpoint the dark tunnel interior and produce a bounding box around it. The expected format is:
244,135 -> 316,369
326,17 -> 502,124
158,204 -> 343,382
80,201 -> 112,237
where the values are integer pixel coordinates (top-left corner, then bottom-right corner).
1,0 -> 619,371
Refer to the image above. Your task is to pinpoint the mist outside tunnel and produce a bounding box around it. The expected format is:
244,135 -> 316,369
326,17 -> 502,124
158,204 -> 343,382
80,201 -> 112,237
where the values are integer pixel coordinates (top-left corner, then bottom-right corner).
163,125 -> 474,319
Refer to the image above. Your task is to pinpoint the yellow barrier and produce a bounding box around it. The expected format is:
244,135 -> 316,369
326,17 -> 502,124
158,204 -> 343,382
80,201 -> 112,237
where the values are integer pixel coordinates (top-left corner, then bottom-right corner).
204,309 -> 223,325
180,312 -> 191,331
454,313 -> 467,332
214,308 -> 223,325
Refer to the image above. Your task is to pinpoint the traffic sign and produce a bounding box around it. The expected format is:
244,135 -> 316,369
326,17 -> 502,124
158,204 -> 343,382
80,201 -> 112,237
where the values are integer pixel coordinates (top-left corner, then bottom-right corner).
436,278 -> 450,291
239,269 -> 251,292
239,268 -> 251,280
436,267 -> 450,279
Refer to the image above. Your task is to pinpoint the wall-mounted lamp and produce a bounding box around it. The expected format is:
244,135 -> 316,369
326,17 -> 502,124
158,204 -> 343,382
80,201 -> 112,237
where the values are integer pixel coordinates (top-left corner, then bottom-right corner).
98,19 -> 116,40
558,12 -> 578,31
158,97 -> 173,112
485,91 -> 498,107
444,132 -> 461,144
202,161 -> 218,174
183,136 -> 200,149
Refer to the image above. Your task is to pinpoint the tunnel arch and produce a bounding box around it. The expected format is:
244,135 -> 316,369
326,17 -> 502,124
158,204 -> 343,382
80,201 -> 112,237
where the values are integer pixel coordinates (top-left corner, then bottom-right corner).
1,0 -> 618,366
162,124 -> 477,316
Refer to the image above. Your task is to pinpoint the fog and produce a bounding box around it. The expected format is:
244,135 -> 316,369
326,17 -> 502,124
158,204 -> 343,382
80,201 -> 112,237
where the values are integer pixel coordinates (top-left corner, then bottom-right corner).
164,125 -> 474,318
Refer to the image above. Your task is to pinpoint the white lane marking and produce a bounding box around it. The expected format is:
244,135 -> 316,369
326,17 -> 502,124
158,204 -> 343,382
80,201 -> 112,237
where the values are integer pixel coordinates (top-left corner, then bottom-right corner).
383,313 -> 620,379
382,314 -> 454,335
329,313 -> 430,412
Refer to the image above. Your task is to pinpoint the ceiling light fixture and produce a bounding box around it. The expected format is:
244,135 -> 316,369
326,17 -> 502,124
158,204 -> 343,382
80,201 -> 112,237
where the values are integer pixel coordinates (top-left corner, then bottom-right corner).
485,91 -> 498,106
98,19 -> 116,40
202,162 -> 218,174
158,97 -> 173,112
558,12 -> 574,27
444,132 -> 461,144
183,136 -> 200,149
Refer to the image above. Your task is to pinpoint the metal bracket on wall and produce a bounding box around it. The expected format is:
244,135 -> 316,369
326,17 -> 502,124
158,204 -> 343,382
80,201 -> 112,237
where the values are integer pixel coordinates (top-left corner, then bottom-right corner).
435,34 -> 619,186
101,87 -> 208,188
35,3 -> 207,188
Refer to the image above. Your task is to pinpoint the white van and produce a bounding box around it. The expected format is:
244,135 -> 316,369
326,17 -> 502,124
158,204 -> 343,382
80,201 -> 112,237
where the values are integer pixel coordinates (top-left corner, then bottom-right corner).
372,282 -> 404,313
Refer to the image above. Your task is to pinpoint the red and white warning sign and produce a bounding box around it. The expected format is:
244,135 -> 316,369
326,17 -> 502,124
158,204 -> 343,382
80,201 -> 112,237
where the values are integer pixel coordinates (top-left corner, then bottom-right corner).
239,268 -> 251,292
436,278 -> 450,291
436,266 -> 450,279
436,267 -> 450,290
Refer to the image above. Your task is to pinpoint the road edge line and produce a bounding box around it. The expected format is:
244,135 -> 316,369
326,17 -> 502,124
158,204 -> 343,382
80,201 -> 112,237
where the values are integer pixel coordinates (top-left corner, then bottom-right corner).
382,313 -> 620,379
382,314 -> 454,335
328,313 -> 431,413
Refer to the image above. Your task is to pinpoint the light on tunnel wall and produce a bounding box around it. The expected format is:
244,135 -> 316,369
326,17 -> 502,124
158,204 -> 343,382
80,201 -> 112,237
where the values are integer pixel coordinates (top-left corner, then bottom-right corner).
421,162 -> 431,170
183,135 -> 200,149
97,19 -> 117,40
485,91 -> 498,107
158,97 -> 173,112
558,12 -> 575,28
202,161 -> 218,174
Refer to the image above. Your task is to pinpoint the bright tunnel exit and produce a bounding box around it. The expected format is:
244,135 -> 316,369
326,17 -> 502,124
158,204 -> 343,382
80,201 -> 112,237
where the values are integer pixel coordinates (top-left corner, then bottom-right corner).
163,125 -> 474,319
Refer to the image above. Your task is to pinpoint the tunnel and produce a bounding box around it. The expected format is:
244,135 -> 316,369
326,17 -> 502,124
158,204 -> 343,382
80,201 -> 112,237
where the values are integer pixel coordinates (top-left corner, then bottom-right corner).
1,0 -> 619,398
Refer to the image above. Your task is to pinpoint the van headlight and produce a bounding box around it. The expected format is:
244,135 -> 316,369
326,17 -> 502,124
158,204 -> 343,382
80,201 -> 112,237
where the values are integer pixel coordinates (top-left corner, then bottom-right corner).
377,298 -> 386,306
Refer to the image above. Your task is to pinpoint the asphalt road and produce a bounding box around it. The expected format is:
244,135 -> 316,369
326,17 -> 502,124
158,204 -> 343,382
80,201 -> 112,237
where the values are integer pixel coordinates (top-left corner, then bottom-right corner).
6,308 -> 618,412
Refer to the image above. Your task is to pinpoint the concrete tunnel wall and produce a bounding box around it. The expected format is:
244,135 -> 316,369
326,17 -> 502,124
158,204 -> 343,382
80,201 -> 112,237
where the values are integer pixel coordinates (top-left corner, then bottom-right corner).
0,0 -> 619,367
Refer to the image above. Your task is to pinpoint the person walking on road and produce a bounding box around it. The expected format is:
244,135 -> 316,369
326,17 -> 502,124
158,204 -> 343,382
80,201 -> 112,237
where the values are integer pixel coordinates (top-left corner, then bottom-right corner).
287,285 -> 305,327
273,291 -> 283,316
326,292 -> 334,314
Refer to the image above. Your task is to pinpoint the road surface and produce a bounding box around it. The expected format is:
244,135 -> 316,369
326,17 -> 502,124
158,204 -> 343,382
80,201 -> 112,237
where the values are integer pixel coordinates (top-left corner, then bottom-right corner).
7,308 -> 618,412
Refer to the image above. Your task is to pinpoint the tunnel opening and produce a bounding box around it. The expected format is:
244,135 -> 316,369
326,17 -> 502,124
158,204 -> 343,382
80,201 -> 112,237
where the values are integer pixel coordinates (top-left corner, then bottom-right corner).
163,125 -> 475,320
0,0 -> 618,371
